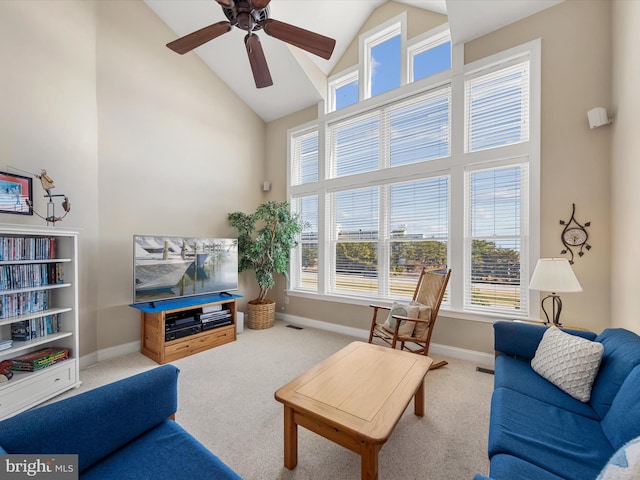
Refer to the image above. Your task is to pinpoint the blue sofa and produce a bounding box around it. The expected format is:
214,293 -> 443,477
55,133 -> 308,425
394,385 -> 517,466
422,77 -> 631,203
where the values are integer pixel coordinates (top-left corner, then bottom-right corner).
474,321 -> 640,480
0,364 -> 241,479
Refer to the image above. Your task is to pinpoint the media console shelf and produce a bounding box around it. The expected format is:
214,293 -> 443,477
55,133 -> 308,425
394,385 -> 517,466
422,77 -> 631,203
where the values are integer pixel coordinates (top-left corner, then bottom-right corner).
131,293 -> 241,364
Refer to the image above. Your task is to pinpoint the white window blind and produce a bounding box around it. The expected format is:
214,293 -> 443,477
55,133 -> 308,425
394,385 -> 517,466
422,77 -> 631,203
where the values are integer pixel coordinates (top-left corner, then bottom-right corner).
387,176 -> 449,299
292,195 -> 318,291
328,112 -> 380,178
291,129 -> 318,185
328,187 -> 379,296
465,163 -> 529,314
328,86 -> 450,178
465,58 -> 530,152
388,87 -> 450,166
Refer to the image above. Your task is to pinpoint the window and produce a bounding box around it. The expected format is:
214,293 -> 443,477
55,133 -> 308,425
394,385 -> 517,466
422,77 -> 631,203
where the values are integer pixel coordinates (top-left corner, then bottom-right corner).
369,33 -> 401,97
465,163 -> 529,314
291,195 -> 319,291
362,20 -> 403,100
329,70 -> 359,112
290,39 -> 540,320
465,58 -> 530,152
408,27 -> 452,82
290,129 -> 318,186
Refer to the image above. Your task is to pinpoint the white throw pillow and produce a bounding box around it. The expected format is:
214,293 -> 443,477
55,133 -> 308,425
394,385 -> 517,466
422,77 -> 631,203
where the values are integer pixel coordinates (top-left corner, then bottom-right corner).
409,301 -> 432,339
383,302 -> 419,337
531,326 -> 604,402
596,436 -> 640,480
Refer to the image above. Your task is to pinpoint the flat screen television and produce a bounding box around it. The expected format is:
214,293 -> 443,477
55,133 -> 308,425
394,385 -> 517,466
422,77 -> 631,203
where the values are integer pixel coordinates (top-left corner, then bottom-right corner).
132,235 -> 238,305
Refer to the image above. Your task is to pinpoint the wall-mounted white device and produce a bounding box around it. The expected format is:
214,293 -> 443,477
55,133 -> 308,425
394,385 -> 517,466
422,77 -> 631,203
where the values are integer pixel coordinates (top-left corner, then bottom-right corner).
587,107 -> 611,129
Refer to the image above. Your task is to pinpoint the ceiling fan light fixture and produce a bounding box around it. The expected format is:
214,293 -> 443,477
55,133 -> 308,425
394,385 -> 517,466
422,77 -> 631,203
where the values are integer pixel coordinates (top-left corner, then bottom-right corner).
166,0 -> 335,88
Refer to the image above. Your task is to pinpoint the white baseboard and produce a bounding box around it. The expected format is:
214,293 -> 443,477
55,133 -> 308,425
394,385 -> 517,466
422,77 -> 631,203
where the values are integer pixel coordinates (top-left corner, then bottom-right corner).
277,312 -> 495,369
79,341 -> 140,370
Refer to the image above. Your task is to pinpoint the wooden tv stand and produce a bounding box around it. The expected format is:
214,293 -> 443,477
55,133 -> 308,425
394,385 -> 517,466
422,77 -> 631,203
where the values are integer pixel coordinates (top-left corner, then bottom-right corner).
131,294 -> 240,364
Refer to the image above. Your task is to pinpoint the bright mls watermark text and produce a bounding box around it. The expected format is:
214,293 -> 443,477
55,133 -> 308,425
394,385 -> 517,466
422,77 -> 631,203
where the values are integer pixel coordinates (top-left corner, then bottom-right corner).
1,455 -> 77,479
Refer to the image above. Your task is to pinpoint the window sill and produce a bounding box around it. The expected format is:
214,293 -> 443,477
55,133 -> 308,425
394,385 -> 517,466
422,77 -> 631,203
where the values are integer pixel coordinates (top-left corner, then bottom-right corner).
285,290 -> 541,324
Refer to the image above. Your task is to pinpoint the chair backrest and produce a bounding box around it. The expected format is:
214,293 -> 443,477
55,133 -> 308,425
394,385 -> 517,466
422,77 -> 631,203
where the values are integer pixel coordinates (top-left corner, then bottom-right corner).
413,268 -> 450,317
412,268 -> 451,345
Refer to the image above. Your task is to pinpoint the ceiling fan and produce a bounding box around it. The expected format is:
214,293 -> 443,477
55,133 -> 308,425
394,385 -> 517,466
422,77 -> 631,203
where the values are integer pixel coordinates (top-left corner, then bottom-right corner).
166,0 -> 337,89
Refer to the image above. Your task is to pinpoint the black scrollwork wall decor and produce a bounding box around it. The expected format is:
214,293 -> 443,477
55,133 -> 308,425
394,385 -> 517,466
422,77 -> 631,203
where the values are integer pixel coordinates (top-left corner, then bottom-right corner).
560,203 -> 591,264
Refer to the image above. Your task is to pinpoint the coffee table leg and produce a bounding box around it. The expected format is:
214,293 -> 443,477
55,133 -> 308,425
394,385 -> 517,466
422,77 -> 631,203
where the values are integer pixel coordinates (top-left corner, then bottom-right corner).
283,405 -> 298,469
414,378 -> 425,417
361,443 -> 381,480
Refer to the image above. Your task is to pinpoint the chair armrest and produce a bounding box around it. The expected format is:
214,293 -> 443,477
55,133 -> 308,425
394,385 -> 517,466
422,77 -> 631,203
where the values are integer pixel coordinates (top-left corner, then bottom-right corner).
369,304 -> 391,311
392,314 -> 430,324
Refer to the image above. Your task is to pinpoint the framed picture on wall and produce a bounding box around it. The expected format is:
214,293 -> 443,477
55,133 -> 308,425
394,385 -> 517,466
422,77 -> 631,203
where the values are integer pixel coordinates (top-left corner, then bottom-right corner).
0,171 -> 33,215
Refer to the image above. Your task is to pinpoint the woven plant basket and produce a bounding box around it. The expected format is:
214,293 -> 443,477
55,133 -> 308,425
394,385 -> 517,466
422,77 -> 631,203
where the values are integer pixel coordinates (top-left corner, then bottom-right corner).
247,299 -> 276,329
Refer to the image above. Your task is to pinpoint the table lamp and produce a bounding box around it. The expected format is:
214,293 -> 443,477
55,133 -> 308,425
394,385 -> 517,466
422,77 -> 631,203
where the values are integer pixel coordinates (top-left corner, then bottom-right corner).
529,258 -> 582,326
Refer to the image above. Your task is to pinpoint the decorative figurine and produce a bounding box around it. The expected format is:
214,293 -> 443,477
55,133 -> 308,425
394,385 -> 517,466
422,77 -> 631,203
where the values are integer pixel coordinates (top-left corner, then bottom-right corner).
560,204 -> 591,264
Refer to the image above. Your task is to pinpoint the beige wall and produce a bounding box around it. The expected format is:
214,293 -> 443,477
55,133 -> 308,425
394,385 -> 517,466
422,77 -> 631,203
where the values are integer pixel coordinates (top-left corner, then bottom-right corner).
0,0 -> 101,356
268,0 -> 614,354
94,1 -> 265,352
0,0 -> 266,359
611,0 -> 640,333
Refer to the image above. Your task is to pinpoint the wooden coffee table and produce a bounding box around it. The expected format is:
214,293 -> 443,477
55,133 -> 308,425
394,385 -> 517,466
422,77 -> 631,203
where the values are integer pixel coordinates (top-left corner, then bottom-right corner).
274,341 -> 433,480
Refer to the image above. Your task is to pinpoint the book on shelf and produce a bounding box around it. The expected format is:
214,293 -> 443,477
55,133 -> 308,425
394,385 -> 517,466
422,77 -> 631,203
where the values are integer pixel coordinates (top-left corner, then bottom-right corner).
10,314 -> 60,341
0,236 -> 56,262
0,339 -> 12,351
9,347 -> 69,372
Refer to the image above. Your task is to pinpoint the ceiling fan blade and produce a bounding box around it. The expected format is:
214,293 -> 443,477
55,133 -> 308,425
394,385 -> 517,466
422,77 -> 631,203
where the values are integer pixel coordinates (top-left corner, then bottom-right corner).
250,0 -> 271,9
260,19 -> 336,60
166,21 -> 232,55
245,34 -> 273,88
214,0 -> 234,7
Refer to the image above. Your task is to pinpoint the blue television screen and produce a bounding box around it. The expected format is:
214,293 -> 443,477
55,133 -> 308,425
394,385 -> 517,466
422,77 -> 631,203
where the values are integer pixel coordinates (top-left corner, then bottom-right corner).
133,235 -> 238,304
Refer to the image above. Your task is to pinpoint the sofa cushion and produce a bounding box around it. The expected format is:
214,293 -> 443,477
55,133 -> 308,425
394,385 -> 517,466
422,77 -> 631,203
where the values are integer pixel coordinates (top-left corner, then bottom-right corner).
0,365 -> 179,473
596,435 -> 640,480
488,387 -> 612,480
494,355 -> 599,419
601,366 -> 640,450
590,329 -> 640,418
81,420 -> 241,480
493,321 -> 596,360
489,453 -> 566,480
531,326 -> 603,402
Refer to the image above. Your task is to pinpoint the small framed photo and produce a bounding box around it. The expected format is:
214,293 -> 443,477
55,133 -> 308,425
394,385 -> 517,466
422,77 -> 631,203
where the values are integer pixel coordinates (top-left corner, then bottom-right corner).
0,171 -> 33,215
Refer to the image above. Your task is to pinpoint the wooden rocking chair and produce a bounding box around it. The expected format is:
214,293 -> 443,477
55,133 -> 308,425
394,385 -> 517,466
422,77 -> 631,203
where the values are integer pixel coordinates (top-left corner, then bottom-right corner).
367,268 -> 451,369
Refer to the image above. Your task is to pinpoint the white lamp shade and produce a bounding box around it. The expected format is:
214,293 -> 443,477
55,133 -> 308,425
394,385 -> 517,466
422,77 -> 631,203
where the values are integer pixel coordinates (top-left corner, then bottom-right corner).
529,258 -> 582,293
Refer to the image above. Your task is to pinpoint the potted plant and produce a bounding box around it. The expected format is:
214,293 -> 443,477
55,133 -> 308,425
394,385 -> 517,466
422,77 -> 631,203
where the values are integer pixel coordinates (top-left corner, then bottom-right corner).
228,201 -> 306,329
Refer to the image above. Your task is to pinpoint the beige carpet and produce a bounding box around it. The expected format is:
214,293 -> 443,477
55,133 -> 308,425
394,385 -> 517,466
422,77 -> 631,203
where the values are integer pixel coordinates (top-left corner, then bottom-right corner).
63,321 -> 493,480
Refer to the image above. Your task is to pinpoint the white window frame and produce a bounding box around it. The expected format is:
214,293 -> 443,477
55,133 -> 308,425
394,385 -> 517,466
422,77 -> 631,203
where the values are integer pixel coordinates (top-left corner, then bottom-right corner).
327,67 -> 359,113
287,39 -> 541,323
359,13 -> 407,101
407,24 -> 451,83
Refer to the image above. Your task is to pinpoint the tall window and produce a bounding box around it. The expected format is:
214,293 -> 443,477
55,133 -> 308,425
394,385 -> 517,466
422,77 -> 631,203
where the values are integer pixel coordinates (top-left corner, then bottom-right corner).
291,40 -> 540,319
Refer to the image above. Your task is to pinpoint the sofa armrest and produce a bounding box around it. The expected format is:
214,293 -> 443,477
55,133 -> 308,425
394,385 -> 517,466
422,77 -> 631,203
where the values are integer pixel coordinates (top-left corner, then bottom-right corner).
0,364 -> 180,473
494,320 -> 597,360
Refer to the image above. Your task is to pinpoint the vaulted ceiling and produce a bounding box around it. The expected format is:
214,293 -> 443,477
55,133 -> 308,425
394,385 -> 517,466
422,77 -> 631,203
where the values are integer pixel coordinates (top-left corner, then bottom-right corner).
145,0 -> 562,122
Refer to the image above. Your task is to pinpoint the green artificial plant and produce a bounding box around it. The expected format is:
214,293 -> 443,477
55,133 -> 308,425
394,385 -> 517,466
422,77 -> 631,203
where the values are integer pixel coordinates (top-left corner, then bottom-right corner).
228,201 -> 306,303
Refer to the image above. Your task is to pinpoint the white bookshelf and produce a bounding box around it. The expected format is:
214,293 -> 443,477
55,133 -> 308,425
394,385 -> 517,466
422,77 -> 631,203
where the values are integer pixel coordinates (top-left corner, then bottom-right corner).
0,224 -> 80,419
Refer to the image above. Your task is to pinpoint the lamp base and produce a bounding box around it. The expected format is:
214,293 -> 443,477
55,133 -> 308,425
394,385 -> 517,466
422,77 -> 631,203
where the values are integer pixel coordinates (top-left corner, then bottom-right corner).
541,293 -> 563,326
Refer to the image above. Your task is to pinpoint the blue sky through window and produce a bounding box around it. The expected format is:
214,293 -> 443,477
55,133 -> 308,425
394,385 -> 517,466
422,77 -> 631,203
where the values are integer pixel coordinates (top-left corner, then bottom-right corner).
413,41 -> 451,80
371,35 -> 401,97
